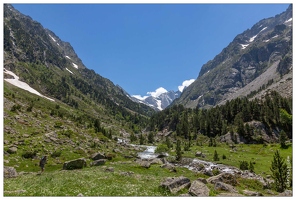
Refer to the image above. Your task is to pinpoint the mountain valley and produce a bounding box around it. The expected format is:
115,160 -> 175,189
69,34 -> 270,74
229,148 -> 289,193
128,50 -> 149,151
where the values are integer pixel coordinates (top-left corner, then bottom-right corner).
3,4 -> 292,197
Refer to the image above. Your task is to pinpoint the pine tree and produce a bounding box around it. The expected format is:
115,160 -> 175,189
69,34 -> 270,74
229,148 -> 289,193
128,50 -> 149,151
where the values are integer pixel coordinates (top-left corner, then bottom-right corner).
130,132 -> 137,142
139,134 -> 145,145
165,137 -> 172,149
176,139 -> 182,161
148,132 -> 154,144
222,121 -> 228,135
270,150 -> 288,192
279,130 -> 288,148
94,119 -> 101,133
208,138 -> 213,147
213,150 -> 219,161
249,161 -> 254,173
213,138 -> 217,147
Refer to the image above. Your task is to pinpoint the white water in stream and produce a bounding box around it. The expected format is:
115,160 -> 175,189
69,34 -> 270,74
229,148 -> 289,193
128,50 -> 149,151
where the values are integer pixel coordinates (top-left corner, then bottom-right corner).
117,138 -> 266,183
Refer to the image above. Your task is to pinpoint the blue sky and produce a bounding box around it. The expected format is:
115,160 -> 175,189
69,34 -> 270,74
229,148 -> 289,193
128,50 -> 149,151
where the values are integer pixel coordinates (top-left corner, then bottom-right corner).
11,3 -> 290,97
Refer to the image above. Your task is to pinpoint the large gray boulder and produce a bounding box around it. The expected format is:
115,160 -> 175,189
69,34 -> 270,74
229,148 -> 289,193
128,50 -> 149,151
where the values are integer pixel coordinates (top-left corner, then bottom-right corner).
160,176 -> 191,194
161,163 -> 177,172
4,166 -> 18,178
189,180 -> 210,196
214,181 -> 238,193
150,158 -> 163,165
207,172 -> 237,186
63,158 -> 87,170
91,152 -> 106,160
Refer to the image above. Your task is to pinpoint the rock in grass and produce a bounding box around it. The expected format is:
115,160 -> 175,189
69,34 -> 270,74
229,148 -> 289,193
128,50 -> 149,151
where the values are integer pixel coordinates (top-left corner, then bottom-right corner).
91,159 -> 107,166
197,178 -> 207,184
195,151 -> 203,157
216,193 -> 244,197
160,176 -> 191,194
63,158 -> 87,170
207,173 -> 238,186
105,167 -> 114,172
243,189 -> 263,196
4,166 -> 18,178
160,163 -> 176,172
189,180 -> 210,196
91,152 -> 106,160
140,161 -> 151,168
150,158 -> 163,165
214,181 -> 238,193
7,146 -> 18,154
179,193 -> 192,196
277,190 -> 292,196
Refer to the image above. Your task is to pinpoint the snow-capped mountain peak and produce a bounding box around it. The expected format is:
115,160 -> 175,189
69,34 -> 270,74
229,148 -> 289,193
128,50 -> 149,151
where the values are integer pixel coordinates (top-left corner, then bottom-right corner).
131,79 -> 195,111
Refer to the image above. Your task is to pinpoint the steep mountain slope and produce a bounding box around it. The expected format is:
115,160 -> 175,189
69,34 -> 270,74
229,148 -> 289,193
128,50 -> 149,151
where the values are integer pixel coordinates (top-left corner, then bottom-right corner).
174,5 -> 292,108
4,4 -> 155,120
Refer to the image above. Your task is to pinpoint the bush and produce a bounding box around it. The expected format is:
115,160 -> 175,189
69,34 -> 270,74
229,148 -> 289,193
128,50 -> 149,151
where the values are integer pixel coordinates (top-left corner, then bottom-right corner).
26,104 -> 33,112
54,121 -> 63,128
51,151 -> 62,158
57,130 -> 73,138
22,151 -> 36,159
213,150 -> 219,161
105,153 -> 116,160
239,160 -> 249,170
11,104 -> 21,112
212,169 -> 220,176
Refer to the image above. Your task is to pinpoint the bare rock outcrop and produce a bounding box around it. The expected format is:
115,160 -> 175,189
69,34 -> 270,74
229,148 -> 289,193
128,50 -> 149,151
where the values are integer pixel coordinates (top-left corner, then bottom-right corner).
160,176 -> 191,194
188,180 -> 210,196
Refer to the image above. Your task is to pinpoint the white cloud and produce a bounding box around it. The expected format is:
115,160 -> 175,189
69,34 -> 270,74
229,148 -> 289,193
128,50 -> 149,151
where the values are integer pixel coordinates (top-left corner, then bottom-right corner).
147,87 -> 168,98
178,79 -> 195,92
132,95 -> 149,101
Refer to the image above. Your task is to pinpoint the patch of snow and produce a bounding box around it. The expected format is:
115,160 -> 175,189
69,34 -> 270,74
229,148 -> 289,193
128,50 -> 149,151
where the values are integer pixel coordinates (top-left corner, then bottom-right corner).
156,99 -> 162,111
259,27 -> 267,32
72,63 -> 78,69
284,18 -> 292,23
57,43 -> 60,46
249,34 -> 257,42
263,39 -> 270,43
4,68 -> 54,101
48,34 -> 56,42
66,68 -> 73,74
132,95 -> 149,101
272,35 -> 279,39
240,44 -> 249,49
65,56 -> 71,59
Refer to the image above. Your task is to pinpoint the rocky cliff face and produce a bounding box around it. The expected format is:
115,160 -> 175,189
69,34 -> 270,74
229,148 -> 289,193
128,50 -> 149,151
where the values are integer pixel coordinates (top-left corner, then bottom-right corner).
174,5 -> 292,108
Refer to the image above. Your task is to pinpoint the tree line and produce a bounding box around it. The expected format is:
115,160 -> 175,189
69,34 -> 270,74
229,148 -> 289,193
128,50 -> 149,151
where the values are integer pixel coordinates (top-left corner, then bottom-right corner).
148,91 -> 292,143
